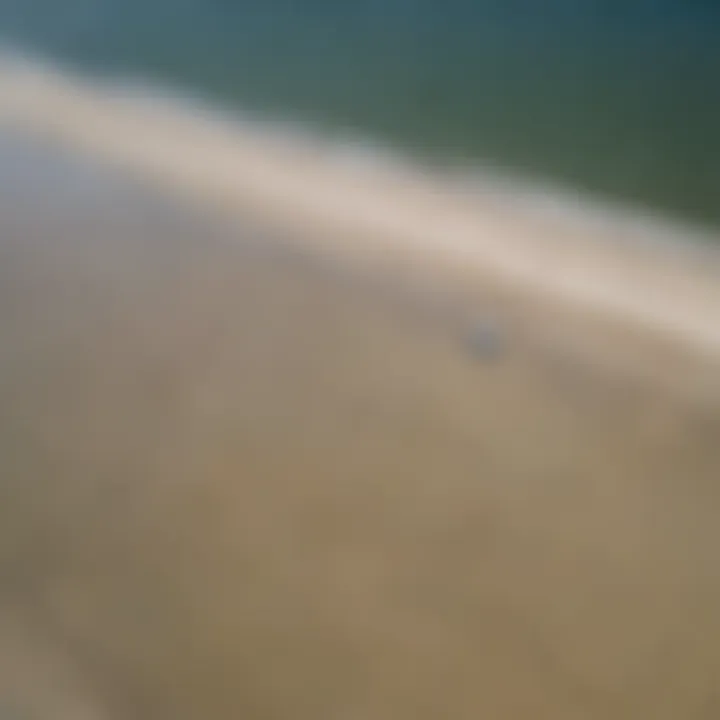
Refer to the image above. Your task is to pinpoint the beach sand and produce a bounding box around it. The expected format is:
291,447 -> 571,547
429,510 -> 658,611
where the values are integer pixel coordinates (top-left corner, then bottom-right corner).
1,108 -> 720,716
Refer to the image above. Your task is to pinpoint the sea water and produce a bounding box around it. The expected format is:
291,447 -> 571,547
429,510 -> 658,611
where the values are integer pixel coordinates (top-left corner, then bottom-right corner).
0,0 -> 718,228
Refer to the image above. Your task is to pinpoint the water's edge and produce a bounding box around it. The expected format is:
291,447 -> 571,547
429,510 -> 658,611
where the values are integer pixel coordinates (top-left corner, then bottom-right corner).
0,53 -> 718,358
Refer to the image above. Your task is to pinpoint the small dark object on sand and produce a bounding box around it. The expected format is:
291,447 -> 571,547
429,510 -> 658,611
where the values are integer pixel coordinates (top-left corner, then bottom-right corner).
466,320 -> 505,362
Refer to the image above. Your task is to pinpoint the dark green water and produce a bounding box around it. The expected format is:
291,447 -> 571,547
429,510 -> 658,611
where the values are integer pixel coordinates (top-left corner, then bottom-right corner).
1,1 -> 719,226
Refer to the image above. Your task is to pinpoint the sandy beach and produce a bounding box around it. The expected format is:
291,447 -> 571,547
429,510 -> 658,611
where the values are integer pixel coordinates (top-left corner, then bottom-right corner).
1,68 -> 720,718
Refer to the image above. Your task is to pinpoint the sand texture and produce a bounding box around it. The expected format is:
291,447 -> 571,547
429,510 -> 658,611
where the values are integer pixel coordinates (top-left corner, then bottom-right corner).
1,132 -> 719,719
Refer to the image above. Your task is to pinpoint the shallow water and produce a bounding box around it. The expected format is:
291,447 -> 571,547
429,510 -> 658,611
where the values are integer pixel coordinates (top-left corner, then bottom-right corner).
0,0 -> 719,226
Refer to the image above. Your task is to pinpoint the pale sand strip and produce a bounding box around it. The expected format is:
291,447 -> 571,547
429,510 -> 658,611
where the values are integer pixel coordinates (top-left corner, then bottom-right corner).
0,55 -> 719,361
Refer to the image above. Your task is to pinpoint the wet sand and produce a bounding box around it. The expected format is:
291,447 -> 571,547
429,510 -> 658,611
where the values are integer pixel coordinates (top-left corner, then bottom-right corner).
1,136 -> 719,719
2,56 -> 720,357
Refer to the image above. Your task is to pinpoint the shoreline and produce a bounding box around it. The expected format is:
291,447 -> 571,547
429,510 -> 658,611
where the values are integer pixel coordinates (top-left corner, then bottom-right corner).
1,54 -> 719,363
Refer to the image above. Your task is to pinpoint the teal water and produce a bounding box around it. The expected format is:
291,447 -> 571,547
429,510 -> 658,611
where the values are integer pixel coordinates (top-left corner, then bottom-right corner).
1,1 -> 719,227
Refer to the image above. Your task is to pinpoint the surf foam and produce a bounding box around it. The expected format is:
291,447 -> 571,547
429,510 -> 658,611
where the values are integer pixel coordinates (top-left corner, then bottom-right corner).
0,52 -> 718,356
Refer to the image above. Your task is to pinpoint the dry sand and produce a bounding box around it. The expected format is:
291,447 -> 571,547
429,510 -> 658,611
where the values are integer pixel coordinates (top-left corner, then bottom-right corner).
1,73 -> 720,718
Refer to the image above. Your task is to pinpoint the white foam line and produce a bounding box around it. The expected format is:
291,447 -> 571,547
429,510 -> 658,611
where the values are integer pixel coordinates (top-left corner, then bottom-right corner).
1,55 -> 719,357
